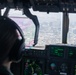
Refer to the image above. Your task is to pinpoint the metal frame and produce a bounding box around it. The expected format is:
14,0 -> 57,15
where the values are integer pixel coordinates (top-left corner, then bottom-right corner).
62,12 -> 69,44
3,6 -> 10,16
23,7 -> 40,46
0,9 -> 1,16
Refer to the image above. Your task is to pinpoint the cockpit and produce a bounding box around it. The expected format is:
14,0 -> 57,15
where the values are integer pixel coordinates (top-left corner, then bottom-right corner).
0,0 -> 76,75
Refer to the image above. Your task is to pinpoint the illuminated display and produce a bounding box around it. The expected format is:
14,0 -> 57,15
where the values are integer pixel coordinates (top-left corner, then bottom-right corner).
50,46 -> 64,57
24,59 -> 43,75
68,49 -> 73,57
74,65 -> 76,75
68,48 -> 76,59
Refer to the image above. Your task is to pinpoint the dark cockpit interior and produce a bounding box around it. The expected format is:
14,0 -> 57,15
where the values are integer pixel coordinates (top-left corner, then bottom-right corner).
0,0 -> 76,75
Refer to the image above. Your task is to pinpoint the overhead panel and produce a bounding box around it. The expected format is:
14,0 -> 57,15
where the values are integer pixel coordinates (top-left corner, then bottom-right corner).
30,0 -> 59,12
30,0 -> 76,13
0,0 -> 76,13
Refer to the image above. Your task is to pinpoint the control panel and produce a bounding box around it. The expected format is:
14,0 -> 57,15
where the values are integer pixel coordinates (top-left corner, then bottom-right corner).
22,44 -> 76,75
24,58 -> 45,75
46,45 -> 76,75
30,0 -> 76,13
22,49 -> 46,75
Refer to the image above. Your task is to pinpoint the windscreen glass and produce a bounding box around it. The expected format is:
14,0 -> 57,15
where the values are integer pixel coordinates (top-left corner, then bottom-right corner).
2,8 -> 62,47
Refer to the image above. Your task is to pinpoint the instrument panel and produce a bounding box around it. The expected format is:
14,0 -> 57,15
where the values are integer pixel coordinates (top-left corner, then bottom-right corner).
22,44 -> 76,75
24,58 -> 45,75
47,45 -> 65,58
68,47 -> 76,59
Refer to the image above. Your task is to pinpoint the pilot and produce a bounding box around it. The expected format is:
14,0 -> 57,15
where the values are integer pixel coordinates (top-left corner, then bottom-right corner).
0,16 -> 25,75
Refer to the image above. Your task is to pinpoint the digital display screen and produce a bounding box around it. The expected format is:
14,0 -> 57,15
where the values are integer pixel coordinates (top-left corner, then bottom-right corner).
24,59 -> 44,75
68,47 -> 76,59
50,46 -> 64,57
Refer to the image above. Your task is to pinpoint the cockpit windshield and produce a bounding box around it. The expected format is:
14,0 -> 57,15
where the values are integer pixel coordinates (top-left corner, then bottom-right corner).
2,8 -> 76,47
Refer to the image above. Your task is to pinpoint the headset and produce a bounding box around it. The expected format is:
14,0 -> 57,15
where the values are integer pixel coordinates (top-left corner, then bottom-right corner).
0,16 -> 25,63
